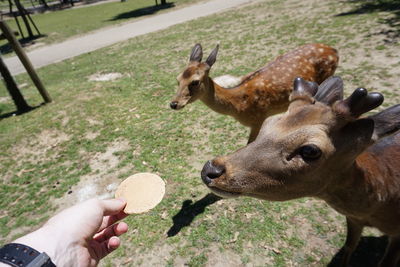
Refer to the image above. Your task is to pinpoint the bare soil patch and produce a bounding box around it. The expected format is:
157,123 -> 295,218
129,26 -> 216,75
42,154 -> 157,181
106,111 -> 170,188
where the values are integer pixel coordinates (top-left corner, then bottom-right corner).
88,72 -> 123,82
12,129 -> 71,165
54,139 -> 131,209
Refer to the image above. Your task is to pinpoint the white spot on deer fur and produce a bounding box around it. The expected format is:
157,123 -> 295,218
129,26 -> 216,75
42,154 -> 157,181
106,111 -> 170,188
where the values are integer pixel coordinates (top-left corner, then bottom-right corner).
213,75 -> 242,88
328,55 -> 334,61
318,48 -> 324,53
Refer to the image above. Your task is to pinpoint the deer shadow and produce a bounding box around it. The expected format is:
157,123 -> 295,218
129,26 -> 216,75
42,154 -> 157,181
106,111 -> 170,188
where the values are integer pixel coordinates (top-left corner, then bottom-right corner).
328,235 -> 388,267
108,2 -> 175,21
336,0 -> 400,44
167,193 -> 221,237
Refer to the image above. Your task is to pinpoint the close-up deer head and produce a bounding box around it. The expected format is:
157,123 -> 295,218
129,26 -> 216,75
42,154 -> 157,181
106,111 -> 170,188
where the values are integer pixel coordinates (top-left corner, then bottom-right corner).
170,43 -> 219,110
200,75 -> 400,266
201,76 -> 385,200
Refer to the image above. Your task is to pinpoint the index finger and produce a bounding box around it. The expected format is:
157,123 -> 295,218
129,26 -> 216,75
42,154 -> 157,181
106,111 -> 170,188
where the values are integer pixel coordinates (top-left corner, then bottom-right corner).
100,199 -> 127,216
98,211 -> 129,232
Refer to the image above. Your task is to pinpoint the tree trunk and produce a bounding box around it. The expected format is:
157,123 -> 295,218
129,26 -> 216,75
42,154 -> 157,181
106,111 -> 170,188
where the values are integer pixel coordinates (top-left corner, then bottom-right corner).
14,0 -> 34,38
0,55 -> 31,112
160,0 -> 166,4
39,0 -> 49,9
8,0 -> 25,39
0,20 -> 51,103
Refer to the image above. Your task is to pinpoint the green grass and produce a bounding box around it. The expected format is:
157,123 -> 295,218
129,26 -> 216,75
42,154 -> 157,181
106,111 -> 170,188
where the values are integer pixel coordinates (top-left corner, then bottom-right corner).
1,0 -> 399,266
0,0 -> 201,55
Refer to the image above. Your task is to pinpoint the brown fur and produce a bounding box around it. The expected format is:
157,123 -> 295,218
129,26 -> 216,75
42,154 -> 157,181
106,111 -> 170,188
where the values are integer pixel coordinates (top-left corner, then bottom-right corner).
201,84 -> 400,266
171,43 -> 338,142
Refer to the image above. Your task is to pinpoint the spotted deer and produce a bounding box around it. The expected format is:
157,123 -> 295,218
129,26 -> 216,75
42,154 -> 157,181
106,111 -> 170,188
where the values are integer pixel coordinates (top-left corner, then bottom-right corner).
201,76 -> 400,266
170,43 -> 338,142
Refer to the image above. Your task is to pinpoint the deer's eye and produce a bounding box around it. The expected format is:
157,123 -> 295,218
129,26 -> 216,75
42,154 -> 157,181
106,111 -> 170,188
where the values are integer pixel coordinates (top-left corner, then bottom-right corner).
189,80 -> 200,87
188,80 -> 200,94
299,144 -> 322,161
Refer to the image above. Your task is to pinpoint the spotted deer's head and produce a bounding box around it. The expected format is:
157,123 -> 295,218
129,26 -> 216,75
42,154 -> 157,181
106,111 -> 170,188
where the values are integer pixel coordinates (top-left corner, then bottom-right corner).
170,44 -> 219,110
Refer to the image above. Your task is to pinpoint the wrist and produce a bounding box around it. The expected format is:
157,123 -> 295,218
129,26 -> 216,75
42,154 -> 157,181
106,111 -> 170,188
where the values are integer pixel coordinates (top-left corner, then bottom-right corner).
13,226 -> 75,267
0,243 -> 55,267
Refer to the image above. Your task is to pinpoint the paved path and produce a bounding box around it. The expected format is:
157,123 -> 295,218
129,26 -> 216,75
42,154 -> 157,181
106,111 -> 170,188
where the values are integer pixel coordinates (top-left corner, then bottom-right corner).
5,0 -> 252,75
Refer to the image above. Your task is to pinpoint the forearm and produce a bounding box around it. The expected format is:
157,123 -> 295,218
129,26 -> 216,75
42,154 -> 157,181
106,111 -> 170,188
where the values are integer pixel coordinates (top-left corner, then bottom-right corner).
12,226 -> 77,267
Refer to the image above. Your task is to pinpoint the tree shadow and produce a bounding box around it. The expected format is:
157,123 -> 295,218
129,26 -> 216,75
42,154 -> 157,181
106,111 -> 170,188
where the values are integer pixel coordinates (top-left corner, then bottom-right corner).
108,2 -> 175,21
0,34 -> 47,55
0,102 -> 45,120
336,0 -> 400,44
167,193 -> 221,237
328,235 -> 388,267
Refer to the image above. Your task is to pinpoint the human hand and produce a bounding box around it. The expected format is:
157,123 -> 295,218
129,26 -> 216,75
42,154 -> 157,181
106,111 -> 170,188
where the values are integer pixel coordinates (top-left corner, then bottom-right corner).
14,198 -> 128,267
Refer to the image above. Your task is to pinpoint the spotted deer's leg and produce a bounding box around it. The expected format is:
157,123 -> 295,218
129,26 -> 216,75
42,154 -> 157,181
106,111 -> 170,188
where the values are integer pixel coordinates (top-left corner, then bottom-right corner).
339,217 -> 363,267
379,236 -> 400,267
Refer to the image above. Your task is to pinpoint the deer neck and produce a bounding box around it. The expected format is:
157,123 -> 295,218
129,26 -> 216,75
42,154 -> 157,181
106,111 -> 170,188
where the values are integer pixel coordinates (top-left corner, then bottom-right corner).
199,77 -> 237,116
318,159 -> 388,218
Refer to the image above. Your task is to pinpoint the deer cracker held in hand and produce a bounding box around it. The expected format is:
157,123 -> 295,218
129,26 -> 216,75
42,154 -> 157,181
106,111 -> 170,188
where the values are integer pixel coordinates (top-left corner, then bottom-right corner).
201,76 -> 400,266
170,43 -> 338,142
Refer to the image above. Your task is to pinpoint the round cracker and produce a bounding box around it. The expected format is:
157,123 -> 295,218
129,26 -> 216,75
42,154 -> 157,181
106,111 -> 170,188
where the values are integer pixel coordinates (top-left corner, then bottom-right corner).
115,173 -> 165,214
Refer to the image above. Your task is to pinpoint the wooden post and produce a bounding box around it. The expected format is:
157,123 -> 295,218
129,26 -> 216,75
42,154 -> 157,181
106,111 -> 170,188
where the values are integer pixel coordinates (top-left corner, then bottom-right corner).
0,20 -> 52,103
0,54 -> 31,112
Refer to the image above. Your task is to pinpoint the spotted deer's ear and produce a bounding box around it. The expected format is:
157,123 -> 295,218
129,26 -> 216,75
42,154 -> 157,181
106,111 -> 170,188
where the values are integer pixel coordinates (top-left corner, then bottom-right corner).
314,76 -> 344,105
205,44 -> 219,67
190,43 -> 203,62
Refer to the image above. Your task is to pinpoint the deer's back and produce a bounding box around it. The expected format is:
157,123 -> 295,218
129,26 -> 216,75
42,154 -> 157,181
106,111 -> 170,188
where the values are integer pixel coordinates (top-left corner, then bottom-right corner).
218,44 -> 338,114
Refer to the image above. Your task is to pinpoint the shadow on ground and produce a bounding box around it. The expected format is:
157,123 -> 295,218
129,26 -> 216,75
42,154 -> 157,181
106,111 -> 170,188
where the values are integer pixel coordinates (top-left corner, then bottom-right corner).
0,34 -> 47,55
109,2 -> 175,21
167,193 -> 221,237
0,103 -> 45,120
328,235 -> 388,267
337,0 -> 400,44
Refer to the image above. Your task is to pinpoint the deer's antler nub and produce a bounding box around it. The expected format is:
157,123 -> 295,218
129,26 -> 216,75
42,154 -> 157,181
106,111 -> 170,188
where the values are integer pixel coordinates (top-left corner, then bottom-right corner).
334,87 -> 384,118
314,76 -> 344,105
290,77 -> 318,102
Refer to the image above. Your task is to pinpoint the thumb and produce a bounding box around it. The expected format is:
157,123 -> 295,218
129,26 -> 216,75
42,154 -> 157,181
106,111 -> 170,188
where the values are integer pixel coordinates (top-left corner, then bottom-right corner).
100,199 -> 127,216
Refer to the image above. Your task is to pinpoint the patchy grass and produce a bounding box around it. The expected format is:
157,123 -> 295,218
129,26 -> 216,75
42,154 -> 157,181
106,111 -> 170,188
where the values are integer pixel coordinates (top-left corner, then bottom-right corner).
0,0 -> 202,55
1,0 -> 399,266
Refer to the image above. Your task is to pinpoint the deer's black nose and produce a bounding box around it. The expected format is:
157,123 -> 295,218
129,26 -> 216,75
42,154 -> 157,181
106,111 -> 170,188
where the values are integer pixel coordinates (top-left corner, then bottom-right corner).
170,102 -> 178,109
201,160 -> 225,185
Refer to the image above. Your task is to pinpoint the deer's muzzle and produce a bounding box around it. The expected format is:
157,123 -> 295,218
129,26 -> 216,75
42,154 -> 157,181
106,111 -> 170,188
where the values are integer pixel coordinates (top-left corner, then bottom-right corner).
201,160 -> 225,185
170,101 -> 179,109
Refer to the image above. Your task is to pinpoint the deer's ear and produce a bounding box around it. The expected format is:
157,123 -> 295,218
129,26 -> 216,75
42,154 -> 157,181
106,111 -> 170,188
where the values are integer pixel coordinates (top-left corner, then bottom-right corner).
205,44 -> 219,67
314,76 -> 344,105
190,43 -> 203,62
368,104 -> 400,141
340,118 -> 375,150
